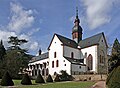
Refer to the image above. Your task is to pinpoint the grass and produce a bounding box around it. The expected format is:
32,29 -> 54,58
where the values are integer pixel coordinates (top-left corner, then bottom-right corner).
11,80 -> 95,88
0,80 -> 95,88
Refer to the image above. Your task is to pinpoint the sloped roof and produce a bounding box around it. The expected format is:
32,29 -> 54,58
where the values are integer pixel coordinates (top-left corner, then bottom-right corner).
78,32 -> 104,48
55,34 -> 78,48
64,56 -> 86,66
29,52 -> 48,63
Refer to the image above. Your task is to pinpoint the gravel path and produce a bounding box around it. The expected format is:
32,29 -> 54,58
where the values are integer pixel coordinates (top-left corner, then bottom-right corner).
91,81 -> 106,88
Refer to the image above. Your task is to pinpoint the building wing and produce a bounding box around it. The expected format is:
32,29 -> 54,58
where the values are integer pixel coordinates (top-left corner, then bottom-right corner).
29,52 -> 49,63
78,32 -> 104,48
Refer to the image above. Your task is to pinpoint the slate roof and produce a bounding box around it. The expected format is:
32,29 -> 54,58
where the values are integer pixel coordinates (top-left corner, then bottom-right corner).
78,32 -> 104,48
55,34 -> 78,48
29,52 -> 49,63
64,56 -> 86,66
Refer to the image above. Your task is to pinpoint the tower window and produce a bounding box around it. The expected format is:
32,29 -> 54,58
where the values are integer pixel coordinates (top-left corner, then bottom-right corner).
54,52 -> 56,58
79,66 -> 81,69
52,61 -> 54,68
71,52 -> 74,58
56,60 -> 59,67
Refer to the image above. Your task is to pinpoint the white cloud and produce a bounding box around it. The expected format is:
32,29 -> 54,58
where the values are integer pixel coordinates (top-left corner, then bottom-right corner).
29,42 -> 39,50
8,2 -> 34,33
0,2 -> 40,54
81,0 -> 114,29
0,30 -> 17,41
27,28 -> 40,36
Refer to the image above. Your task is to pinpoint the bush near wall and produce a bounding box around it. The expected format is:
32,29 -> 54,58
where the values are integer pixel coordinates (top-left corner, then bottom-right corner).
1,71 -> 14,86
35,74 -> 45,83
46,74 -> 53,82
21,73 -> 32,85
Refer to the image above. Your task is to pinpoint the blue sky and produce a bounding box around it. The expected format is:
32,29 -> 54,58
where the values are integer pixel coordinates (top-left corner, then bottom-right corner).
0,0 -> 120,55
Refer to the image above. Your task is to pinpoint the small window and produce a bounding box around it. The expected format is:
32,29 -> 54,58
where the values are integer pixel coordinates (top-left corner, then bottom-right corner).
71,52 -> 74,58
54,52 -> 56,58
64,64 -> 66,66
102,40 -> 103,42
79,66 -> 81,69
56,60 -> 59,67
52,61 -> 54,68
63,60 -> 65,62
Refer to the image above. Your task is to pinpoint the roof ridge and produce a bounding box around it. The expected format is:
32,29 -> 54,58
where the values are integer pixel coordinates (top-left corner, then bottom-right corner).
55,33 -> 76,42
81,32 -> 103,41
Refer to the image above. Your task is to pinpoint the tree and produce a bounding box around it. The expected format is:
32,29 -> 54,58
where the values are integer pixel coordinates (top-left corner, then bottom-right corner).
35,74 -> 45,83
107,66 -> 120,88
0,36 -> 31,78
107,39 -> 120,87
108,38 -> 120,72
21,73 -> 32,85
1,71 -> 14,86
46,74 -> 53,82
0,40 -> 6,60
8,36 -> 28,50
2,50 -> 30,78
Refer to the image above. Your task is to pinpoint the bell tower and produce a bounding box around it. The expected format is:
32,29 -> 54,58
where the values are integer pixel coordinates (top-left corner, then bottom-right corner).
72,7 -> 83,43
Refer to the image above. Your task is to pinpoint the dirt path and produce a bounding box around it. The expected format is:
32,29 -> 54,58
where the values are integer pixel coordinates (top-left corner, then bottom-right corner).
91,81 -> 106,88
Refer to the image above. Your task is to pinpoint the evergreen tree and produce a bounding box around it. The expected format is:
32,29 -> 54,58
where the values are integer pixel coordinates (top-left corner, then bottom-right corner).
0,36 -> 31,78
8,36 -> 28,50
0,40 -> 6,60
108,38 -> 120,72
46,74 -> 53,82
35,74 -> 45,83
1,71 -> 14,86
21,73 -> 32,85
107,66 -> 120,88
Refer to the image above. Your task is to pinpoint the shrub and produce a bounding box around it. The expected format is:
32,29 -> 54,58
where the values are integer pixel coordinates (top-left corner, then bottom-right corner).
54,74 -> 60,82
107,66 -> 120,88
46,74 -> 53,82
1,71 -> 14,86
35,74 -> 45,83
60,70 -> 74,81
21,73 -> 32,85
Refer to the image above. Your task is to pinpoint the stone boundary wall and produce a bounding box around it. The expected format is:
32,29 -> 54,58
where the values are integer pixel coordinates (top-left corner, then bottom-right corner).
73,74 -> 107,81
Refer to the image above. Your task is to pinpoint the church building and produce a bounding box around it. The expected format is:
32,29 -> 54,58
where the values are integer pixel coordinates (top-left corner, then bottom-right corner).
27,8 -> 108,76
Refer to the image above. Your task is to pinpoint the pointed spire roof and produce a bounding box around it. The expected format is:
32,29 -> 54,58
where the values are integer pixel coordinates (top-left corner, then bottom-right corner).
74,7 -> 80,23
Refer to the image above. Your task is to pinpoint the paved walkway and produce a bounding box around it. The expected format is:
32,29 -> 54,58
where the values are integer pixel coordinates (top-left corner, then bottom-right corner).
91,81 -> 106,88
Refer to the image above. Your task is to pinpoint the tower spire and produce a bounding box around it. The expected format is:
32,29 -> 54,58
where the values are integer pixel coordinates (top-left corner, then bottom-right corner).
76,6 -> 78,18
72,7 -> 83,43
74,7 -> 80,24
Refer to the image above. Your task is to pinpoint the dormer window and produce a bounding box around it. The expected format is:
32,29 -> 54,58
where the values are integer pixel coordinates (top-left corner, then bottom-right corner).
71,52 -> 74,58
54,52 -> 56,58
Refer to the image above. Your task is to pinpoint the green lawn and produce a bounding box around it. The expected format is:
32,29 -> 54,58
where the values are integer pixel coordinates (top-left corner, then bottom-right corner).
11,80 -> 95,88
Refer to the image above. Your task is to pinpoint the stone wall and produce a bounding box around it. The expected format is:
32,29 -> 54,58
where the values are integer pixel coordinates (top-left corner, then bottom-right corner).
73,74 -> 107,81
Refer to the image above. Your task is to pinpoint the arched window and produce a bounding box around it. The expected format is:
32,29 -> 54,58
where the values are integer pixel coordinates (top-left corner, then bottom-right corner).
42,69 -> 45,76
56,60 -> 59,67
71,52 -> 74,58
54,52 -> 56,58
35,69 -> 37,76
87,54 -> 93,70
38,69 -> 41,75
46,68 -> 49,75
52,61 -> 54,68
